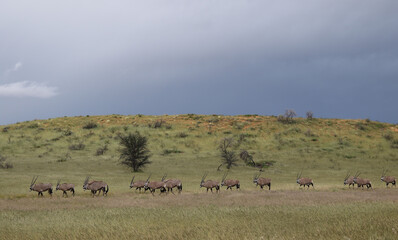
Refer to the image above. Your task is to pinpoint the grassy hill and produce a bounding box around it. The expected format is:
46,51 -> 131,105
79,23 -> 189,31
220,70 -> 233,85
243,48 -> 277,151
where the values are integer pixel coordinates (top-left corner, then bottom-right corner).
1,114 -> 398,239
1,114 -> 397,196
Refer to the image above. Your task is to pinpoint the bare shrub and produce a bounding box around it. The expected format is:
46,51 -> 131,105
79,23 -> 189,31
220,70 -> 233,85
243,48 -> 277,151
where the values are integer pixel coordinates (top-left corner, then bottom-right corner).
306,111 -> 313,120
239,150 -> 255,166
218,138 -> 238,170
277,109 -> 296,124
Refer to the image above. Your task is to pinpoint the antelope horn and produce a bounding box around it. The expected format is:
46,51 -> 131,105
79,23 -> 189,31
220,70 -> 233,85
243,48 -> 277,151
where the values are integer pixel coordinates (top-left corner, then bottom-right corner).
33,176 -> 38,185
297,171 -> 302,179
30,176 -> 35,185
146,174 -> 152,182
201,173 -> 206,181
57,179 -> 61,185
131,176 -> 135,185
84,176 -> 89,184
203,172 -> 208,181
222,172 -> 228,181
344,171 -> 350,180
162,174 -> 167,181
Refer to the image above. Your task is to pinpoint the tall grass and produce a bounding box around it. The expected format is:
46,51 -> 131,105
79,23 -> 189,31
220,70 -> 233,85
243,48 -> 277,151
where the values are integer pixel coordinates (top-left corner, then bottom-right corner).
1,202 -> 397,240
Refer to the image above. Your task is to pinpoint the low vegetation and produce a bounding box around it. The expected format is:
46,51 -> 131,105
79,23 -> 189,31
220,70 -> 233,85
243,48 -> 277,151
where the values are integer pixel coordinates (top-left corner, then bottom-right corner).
0,114 -> 397,239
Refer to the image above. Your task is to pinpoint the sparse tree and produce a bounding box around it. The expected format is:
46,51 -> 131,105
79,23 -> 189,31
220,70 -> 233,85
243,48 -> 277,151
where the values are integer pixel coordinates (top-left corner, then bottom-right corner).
284,109 -> 296,123
218,138 -> 238,170
306,111 -> 313,120
277,109 -> 297,124
119,132 -> 151,172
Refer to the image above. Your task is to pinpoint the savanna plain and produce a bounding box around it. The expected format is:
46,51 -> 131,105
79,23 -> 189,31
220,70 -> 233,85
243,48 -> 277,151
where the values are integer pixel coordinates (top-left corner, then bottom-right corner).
1,114 -> 398,240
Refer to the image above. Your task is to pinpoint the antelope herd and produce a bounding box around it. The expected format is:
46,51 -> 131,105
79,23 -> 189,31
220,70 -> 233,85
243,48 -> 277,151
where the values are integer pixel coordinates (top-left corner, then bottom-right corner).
28,171 -> 396,197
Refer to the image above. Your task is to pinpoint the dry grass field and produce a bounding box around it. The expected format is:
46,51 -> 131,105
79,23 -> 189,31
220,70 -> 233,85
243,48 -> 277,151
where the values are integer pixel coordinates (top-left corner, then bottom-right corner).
1,114 -> 398,239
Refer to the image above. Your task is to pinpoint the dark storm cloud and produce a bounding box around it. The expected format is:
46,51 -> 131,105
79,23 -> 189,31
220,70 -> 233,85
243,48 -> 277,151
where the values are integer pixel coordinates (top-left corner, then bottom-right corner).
0,1 -> 397,124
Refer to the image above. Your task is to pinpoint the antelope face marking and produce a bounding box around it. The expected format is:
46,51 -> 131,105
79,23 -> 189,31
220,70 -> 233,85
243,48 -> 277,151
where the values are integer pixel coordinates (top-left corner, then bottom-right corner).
381,177 -> 384,181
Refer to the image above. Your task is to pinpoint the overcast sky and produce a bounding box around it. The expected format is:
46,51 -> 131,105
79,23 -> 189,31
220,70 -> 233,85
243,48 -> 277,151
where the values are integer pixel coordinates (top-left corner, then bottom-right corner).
1,1 -> 397,125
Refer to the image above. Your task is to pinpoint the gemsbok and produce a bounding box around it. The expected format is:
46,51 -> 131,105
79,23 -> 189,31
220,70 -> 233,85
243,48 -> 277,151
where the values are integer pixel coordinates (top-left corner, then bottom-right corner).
130,176 -> 147,192
200,173 -> 220,193
381,169 -> 396,187
83,176 -> 109,197
353,172 -> 372,189
220,172 -> 240,190
56,180 -> 75,197
144,174 -> 167,195
343,172 -> 355,188
296,171 -> 314,189
253,173 -> 271,190
162,174 -> 183,194
29,176 -> 53,197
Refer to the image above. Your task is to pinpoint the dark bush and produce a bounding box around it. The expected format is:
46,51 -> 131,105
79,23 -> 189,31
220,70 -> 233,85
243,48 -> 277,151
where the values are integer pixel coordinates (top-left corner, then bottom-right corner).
63,129 -> 73,136
83,122 -> 98,129
69,142 -> 85,150
239,150 -> 255,166
383,132 -> 394,141
95,144 -> 109,156
162,148 -> 183,155
176,132 -> 188,138
27,123 -> 39,129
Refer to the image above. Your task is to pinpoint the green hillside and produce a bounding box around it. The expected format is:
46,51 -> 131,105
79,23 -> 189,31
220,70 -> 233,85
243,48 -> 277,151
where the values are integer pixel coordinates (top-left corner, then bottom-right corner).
1,114 -> 398,239
1,114 -> 397,197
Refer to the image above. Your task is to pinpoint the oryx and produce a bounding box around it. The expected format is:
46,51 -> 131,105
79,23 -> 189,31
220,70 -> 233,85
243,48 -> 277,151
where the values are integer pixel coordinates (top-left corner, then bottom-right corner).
29,176 -> 53,197
353,172 -> 372,189
144,174 -> 167,195
56,180 -> 75,197
381,169 -> 396,187
220,172 -> 240,190
296,171 -> 314,189
130,176 -> 147,192
83,176 -> 109,197
200,173 -> 220,193
343,171 -> 355,188
253,173 -> 271,190
162,174 -> 183,194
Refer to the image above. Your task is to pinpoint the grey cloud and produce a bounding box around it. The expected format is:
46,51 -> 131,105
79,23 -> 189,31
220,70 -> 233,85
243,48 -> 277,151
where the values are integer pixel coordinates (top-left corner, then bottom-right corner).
0,1 -> 397,124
